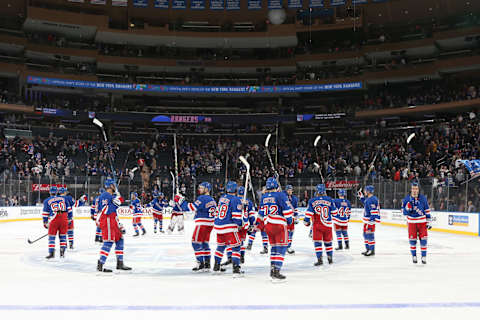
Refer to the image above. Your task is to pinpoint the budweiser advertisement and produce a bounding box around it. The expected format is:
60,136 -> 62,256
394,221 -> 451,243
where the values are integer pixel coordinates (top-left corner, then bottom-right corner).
325,180 -> 360,190
32,184 -> 67,192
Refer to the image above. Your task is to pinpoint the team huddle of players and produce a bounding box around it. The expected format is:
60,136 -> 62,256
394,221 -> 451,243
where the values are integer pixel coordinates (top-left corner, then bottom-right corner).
41,178 -> 431,281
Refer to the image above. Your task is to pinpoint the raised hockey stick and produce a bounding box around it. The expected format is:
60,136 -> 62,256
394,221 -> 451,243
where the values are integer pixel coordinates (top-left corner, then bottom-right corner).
169,171 -> 176,197
27,233 -> 48,244
239,156 -> 250,203
313,135 -> 325,183
93,118 -> 119,186
265,133 -> 281,188
173,133 -> 180,195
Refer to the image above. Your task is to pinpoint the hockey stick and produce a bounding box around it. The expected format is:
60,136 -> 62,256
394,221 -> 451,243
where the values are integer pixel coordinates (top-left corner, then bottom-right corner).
239,156 -> 250,203
169,171 -> 176,197
313,135 -> 325,183
117,148 -> 134,187
27,233 -> 48,244
244,154 -> 257,204
265,133 -> 281,188
173,133 -> 180,195
93,118 -> 119,186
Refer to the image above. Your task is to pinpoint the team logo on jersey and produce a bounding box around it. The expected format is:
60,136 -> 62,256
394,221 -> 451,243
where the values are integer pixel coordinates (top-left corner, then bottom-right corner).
448,215 -> 469,227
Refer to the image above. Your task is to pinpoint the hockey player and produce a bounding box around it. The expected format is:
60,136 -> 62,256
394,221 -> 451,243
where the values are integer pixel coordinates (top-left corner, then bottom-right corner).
223,186 -> 255,266
169,194 -> 189,234
130,192 -> 146,236
256,177 -> 294,282
304,184 -> 338,266
284,185 -> 299,254
333,189 -> 351,250
187,182 -> 217,272
213,181 -> 244,276
148,191 -> 168,233
91,188 -> 105,243
59,187 -> 87,250
96,179 -> 131,272
42,186 -> 71,259
402,182 -> 432,264
358,185 -> 381,256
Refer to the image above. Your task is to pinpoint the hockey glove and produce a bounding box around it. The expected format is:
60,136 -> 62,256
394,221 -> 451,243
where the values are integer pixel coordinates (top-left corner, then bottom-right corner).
174,194 -> 185,206
427,219 -> 432,230
118,223 -> 126,234
357,190 -> 364,199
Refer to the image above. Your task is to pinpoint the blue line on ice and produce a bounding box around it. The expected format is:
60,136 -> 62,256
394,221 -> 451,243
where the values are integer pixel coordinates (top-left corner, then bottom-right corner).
1,303 -> 480,311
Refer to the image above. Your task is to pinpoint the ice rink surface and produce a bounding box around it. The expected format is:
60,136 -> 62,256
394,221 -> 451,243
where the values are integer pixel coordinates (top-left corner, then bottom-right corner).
1,218 -> 480,320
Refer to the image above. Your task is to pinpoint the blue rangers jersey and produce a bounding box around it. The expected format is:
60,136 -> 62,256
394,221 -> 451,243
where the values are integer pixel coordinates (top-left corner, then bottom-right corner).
148,198 -> 168,216
402,194 -> 431,224
248,200 -> 258,227
333,198 -> 351,226
258,191 -> 294,226
42,196 -> 72,224
243,198 -> 256,227
130,198 -> 143,218
304,195 -> 338,227
188,195 -> 217,226
284,192 -> 299,218
97,191 -> 121,220
360,195 -> 381,225
214,194 -> 243,234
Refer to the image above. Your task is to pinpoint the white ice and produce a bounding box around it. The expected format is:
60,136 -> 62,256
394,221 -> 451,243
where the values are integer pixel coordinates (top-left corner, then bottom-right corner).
1,218 -> 480,320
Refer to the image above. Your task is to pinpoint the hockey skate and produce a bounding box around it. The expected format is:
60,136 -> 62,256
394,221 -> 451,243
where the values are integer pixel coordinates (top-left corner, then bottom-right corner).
45,251 -> 55,260
97,260 -> 112,273
204,260 -> 211,272
246,243 -> 252,250
233,265 -> 245,278
60,248 -> 66,259
335,243 -> 343,250
412,256 -> 418,264
116,260 -> 132,271
240,253 -> 245,264
69,242 -> 74,250
133,231 -> 140,237
260,247 -> 268,254
221,257 -> 232,266
270,268 -> 286,283
287,248 -> 295,255
421,256 -> 427,264
327,256 -> 333,264
364,249 -> 375,256
213,262 -> 226,273
142,229 -> 146,236
154,229 -> 157,234
314,258 -> 323,266
192,262 -> 205,273
345,242 -> 350,250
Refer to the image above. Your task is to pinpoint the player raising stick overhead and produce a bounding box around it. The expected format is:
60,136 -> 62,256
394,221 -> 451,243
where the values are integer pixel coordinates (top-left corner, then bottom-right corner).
187,182 -> 217,272
402,182 -> 432,264
96,179 -> 131,273
213,181 -> 244,277
256,177 -> 294,282
304,184 -> 338,266
333,189 -> 351,250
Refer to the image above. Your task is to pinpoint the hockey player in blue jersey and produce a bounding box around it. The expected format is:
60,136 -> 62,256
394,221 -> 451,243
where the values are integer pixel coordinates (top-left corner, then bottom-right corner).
91,188 -> 105,243
223,186 -> 255,266
59,186 -> 87,250
333,189 -> 351,250
148,191 -> 168,233
304,184 -> 338,266
358,185 -> 381,256
42,186 -> 71,259
256,177 -> 294,282
213,181 -> 244,276
96,179 -> 131,272
130,192 -> 146,236
402,182 -> 431,264
284,185 -> 299,255
187,182 -> 217,272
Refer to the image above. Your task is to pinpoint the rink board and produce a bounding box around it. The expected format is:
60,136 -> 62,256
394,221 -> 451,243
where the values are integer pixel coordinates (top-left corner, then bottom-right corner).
0,205 -> 478,236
